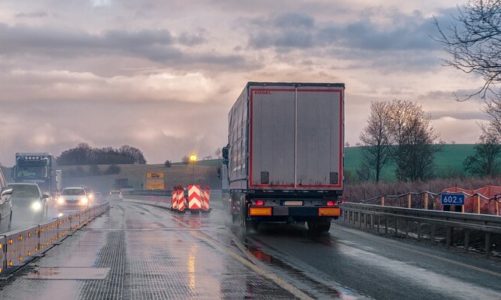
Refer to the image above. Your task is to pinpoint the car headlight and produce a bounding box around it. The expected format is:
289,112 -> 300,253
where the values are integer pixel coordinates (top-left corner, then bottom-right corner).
79,196 -> 89,206
31,201 -> 42,212
57,196 -> 65,205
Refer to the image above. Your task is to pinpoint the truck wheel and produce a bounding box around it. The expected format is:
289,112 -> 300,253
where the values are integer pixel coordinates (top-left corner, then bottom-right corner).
318,221 -> 331,232
243,220 -> 259,232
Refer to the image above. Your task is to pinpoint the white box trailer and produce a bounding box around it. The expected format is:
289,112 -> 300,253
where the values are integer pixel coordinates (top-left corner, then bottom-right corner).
224,82 -> 344,233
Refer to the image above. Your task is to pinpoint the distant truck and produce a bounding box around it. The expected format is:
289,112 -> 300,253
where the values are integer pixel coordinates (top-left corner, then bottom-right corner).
224,82 -> 344,233
13,153 -> 59,195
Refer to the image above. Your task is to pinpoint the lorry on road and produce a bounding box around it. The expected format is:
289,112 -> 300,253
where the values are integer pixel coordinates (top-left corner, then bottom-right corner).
12,153 -> 59,196
223,82 -> 344,233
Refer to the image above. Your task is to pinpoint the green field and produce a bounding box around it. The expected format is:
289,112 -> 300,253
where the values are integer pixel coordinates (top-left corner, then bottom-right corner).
344,144 -> 476,181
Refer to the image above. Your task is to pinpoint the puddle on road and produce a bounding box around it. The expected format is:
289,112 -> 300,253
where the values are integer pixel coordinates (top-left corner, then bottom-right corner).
26,267 -> 110,280
242,239 -> 344,299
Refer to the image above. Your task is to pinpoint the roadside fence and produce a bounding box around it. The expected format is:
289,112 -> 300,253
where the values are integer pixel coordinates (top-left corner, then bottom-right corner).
0,202 -> 109,275
341,202 -> 501,257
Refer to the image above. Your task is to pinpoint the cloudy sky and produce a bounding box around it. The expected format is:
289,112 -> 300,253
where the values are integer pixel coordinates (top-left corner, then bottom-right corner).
0,0 -> 487,165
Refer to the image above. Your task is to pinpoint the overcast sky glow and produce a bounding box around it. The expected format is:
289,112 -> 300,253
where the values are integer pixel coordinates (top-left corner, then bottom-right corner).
0,0 -> 487,165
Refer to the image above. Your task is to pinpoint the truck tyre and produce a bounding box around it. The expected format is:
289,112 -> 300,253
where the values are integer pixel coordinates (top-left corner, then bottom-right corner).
232,213 -> 239,224
318,221 -> 331,233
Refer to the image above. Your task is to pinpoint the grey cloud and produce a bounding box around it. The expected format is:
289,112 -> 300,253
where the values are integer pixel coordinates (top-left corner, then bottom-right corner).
0,23 -> 251,69
273,13 -> 315,29
248,13 -> 316,49
177,31 -> 207,46
0,23 -> 176,56
247,11 -> 441,51
15,11 -> 49,18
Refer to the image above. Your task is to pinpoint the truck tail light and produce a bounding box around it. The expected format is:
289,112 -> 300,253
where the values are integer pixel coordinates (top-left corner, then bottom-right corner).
249,207 -> 272,216
326,200 -> 336,207
255,199 -> 265,206
319,207 -> 341,217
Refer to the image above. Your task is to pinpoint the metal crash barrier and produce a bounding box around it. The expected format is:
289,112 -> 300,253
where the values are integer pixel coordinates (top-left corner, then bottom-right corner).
0,202 -> 109,275
341,202 -> 501,256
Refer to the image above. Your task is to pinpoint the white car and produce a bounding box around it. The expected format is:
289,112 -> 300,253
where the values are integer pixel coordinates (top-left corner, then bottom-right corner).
8,183 -> 49,223
57,187 -> 91,209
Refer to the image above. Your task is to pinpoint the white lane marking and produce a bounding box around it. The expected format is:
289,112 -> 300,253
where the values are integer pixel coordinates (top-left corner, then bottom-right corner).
229,232 -> 367,300
191,230 -> 314,300
336,225 -> 501,278
336,242 -> 501,300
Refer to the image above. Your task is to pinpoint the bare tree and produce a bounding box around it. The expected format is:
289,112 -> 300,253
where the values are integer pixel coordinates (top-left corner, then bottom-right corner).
486,99 -> 501,135
464,126 -> 501,176
387,100 -> 439,181
360,101 -> 391,182
436,0 -> 501,99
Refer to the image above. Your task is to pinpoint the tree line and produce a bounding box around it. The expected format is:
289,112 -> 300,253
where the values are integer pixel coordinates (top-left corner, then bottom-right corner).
56,143 -> 146,165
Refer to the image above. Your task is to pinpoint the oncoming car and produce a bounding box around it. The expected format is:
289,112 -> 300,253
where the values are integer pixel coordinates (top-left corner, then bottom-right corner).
57,187 -> 91,209
109,190 -> 123,201
8,183 -> 49,223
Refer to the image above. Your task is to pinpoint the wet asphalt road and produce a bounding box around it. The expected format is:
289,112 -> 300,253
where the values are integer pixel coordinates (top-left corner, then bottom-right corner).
1,195 -> 501,300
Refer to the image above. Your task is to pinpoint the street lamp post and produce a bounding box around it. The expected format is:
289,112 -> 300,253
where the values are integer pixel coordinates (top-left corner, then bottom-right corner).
189,154 -> 197,184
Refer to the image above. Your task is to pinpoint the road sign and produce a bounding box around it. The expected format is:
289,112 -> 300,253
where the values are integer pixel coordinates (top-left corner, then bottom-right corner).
145,181 -> 165,190
440,193 -> 465,206
146,172 -> 164,179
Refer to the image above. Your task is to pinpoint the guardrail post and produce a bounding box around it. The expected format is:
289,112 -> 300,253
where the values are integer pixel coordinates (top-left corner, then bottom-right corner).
37,225 -> 41,253
417,223 -> 422,240
476,195 -> 481,214
446,227 -> 453,248
407,193 -> 412,209
496,201 -> 500,216
380,196 -> 385,207
423,193 -> 429,210
464,230 -> 470,252
394,217 -> 398,236
384,217 -> 388,234
485,232 -> 491,256
431,224 -> 436,243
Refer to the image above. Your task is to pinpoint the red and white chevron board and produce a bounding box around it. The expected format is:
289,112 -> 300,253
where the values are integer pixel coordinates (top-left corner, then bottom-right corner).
171,190 -> 178,210
188,185 -> 202,210
177,189 -> 186,212
201,188 -> 210,211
